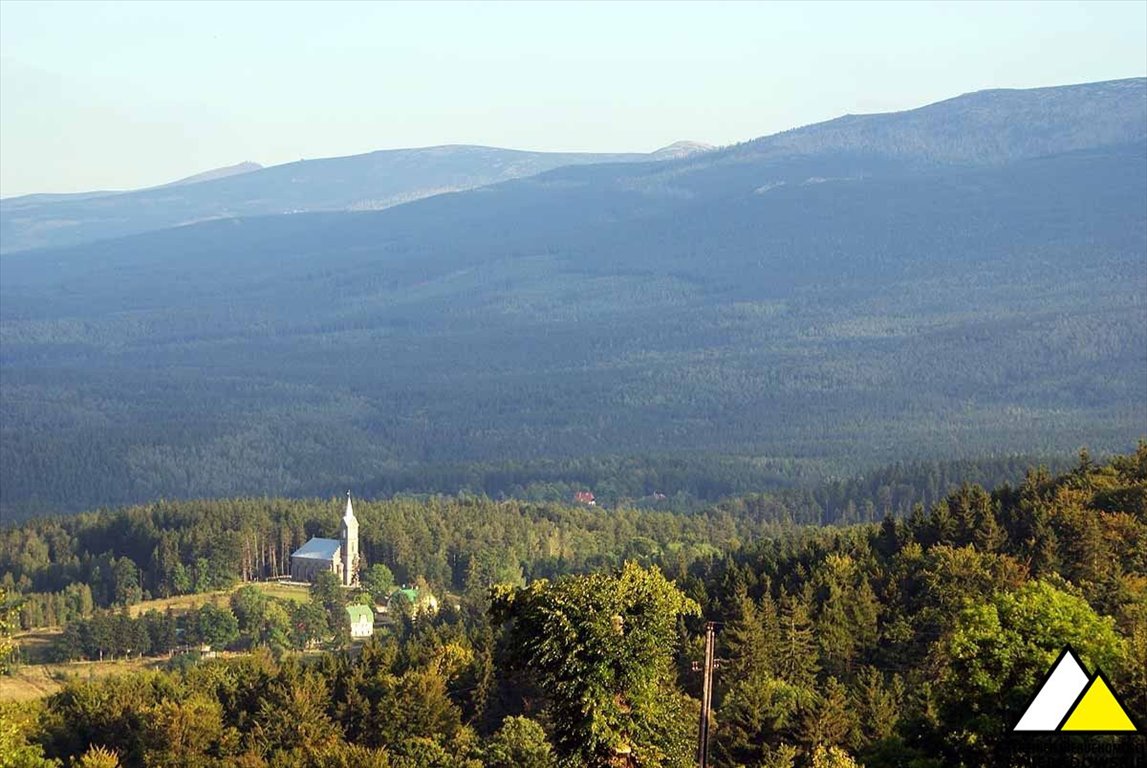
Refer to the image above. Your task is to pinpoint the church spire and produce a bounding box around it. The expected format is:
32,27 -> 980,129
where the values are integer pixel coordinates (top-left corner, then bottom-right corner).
341,490 -> 359,587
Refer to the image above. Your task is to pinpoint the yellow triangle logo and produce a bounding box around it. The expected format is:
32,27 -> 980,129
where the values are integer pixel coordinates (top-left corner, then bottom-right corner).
1013,646 -> 1141,733
1059,673 -> 1138,732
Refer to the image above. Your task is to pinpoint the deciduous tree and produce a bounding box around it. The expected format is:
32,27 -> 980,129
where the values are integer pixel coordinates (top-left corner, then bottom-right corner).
489,562 -> 699,767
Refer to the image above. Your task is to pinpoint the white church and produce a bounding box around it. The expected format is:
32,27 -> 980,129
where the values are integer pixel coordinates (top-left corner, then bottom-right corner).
290,492 -> 361,586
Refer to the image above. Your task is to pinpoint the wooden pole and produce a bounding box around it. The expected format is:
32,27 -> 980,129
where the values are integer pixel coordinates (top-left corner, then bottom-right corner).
698,621 -> 716,768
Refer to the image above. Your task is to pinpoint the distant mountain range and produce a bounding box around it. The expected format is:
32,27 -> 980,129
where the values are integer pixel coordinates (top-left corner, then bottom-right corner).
0,161 -> 264,208
0,142 -> 713,253
1,79 -> 1143,516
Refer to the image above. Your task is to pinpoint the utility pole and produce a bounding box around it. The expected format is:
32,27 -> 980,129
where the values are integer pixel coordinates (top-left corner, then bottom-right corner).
697,621 -> 717,768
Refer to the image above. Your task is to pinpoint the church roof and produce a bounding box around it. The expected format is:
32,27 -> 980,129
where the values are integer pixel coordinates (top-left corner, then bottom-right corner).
291,537 -> 341,561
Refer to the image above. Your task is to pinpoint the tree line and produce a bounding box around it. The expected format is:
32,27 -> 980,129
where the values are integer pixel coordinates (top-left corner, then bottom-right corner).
1,454 -> 1068,633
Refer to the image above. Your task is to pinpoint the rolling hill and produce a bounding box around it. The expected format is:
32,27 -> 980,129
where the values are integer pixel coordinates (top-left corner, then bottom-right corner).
0,143 -> 712,254
1,79 -> 1144,516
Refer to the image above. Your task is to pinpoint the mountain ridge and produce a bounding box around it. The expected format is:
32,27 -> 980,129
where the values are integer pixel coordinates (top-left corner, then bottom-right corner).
727,76 -> 1146,166
4,77 -> 1141,255
159,160 -> 264,188
0,160 -> 266,205
0,144 -> 711,254
0,78 -> 1143,515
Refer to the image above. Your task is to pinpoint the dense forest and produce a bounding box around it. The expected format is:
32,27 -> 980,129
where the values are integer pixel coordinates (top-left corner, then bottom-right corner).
1,445 -> 1144,767
3,81 -> 1143,518
0,453 -> 1072,629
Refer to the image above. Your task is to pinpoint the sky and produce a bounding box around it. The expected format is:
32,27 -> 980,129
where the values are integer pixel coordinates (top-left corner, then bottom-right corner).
1,0 -> 1145,197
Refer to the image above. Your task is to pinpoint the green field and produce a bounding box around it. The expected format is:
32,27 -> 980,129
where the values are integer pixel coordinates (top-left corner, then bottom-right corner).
125,589 -> 232,617
123,581 -> 311,618
255,581 -> 312,604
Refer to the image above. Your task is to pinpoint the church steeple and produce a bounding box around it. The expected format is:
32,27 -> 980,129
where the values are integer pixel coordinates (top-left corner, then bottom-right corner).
341,491 -> 360,586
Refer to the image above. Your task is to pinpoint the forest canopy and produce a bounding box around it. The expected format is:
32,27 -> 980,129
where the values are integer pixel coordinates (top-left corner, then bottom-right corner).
1,444 -> 1144,766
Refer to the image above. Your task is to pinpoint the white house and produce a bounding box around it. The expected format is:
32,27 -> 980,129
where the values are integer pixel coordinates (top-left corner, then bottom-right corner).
346,604 -> 374,638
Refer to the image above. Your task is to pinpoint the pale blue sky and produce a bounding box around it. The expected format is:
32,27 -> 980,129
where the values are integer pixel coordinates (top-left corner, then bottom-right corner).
1,0 -> 1144,197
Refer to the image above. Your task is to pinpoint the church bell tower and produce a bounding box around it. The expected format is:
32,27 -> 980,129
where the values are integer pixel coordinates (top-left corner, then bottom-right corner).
341,491 -> 359,586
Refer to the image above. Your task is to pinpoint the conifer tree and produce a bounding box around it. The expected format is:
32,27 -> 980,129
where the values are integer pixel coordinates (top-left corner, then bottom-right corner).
777,590 -> 818,688
800,677 -> 855,752
851,666 -> 902,743
723,585 -> 779,680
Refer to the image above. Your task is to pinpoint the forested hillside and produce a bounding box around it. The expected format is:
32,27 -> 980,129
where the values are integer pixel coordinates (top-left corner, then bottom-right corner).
1,446 -> 1144,767
2,80 -> 1144,518
0,453 -> 1072,619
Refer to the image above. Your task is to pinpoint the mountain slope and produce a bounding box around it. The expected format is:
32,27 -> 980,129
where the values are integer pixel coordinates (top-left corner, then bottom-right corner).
0,161 -> 264,208
1,80 -> 1144,515
160,161 -> 264,188
732,77 -> 1146,165
0,144 -> 710,254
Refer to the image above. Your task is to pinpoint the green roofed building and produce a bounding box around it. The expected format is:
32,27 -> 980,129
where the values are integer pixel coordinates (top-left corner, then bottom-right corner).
388,586 -> 439,619
346,604 -> 374,638
393,588 -> 419,604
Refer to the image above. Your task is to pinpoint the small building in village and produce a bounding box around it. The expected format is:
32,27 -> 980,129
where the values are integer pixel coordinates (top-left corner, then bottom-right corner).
290,492 -> 361,586
346,604 -> 375,638
388,586 -> 439,619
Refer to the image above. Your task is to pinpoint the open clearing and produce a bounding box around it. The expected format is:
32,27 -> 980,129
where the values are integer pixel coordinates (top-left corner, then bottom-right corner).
11,628 -> 60,665
1,656 -> 163,703
124,581 -> 311,617
127,584 -> 309,618
126,589 -> 233,617
2,581 -> 314,702
254,581 -> 311,604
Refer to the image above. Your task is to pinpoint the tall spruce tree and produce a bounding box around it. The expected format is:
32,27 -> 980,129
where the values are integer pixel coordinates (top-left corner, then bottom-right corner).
777,589 -> 819,688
